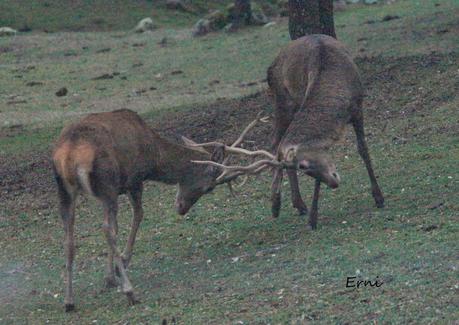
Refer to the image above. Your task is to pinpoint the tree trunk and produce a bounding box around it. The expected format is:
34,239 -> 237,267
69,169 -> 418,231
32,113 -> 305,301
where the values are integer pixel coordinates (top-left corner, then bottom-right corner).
288,0 -> 336,40
319,0 -> 336,38
232,0 -> 252,27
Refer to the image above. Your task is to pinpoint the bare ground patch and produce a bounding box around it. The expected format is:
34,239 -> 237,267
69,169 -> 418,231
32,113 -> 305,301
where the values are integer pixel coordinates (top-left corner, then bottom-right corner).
0,52 -> 457,219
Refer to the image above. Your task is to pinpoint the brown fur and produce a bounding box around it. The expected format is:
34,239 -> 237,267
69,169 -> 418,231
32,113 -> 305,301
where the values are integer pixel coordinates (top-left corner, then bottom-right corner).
52,109 -> 224,310
267,34 -> 384,228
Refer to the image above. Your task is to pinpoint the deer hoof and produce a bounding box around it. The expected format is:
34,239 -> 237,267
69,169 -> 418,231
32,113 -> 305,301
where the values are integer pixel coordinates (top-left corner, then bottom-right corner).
295,205 -> 308,216
65,303 -> 75,312
375,197 -> 385,209
372,189 -> 384,208
271,194 -> 281,218
104,276 -> 118,288
126,292 -> 140,306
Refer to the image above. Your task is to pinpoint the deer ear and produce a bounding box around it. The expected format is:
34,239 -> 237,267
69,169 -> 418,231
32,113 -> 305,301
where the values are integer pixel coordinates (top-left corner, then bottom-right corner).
210,146 -> 225,164
181,136 -> 209,154
282,145 -> 298,162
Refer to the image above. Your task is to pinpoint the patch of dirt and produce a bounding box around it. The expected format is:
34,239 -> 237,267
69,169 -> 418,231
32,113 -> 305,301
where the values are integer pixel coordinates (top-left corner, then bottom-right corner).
0,52 -> 457,216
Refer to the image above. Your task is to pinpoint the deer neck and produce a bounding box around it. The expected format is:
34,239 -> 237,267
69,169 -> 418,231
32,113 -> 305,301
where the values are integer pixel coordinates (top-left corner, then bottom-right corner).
150,136 -> 209,184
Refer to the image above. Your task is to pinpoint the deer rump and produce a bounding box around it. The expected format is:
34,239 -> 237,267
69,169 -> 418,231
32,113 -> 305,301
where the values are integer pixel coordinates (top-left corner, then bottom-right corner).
53,110 -> 160,198
268,34 -> 364,150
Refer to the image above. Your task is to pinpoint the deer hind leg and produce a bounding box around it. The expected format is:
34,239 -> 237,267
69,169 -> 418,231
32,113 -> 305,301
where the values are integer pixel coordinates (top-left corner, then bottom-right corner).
352,116 -> 385,208
57,178 -> 77,312
104,215 -> 118,288
122,184 -> 144,270
102,197 -> 139,305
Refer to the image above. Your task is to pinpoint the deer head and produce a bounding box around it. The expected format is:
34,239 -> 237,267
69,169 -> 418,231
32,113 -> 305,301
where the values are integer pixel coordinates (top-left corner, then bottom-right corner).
188,114 -> 340,191
281,144 -> 340,189
175,139 -> 225,215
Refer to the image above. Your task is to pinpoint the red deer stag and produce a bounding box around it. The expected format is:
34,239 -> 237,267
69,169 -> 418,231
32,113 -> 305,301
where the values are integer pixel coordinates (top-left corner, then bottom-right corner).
192,36 -> 385,229
52,109 -> 263,311
267,34 -> 384,228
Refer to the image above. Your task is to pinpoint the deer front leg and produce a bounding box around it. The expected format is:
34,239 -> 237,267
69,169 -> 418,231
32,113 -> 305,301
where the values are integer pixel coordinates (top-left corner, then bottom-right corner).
122,185 -> 144,269
271,168 -> 284,218
309,179 -> 321,230
102,199 -> 139,305
287,169 -> 308,215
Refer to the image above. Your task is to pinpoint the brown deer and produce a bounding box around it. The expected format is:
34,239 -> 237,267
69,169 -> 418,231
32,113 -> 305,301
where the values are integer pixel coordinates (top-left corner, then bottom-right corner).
52,109 -> 261,311
193,36 -> 385,229
266,34 -> 385,228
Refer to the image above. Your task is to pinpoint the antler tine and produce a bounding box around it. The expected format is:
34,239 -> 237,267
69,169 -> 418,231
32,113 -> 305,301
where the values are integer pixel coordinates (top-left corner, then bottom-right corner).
187,112 -> 273,160
220,113 -> 270,191
229,111 -> 269,150
215,163 -> 271,185
192,158 -> 282,174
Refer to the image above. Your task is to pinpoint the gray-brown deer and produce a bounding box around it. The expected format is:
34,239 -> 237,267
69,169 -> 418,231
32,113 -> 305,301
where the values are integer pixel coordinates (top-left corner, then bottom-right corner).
192,36 -> 385,229
52,109 -> 261,311
267,34 -> 385,228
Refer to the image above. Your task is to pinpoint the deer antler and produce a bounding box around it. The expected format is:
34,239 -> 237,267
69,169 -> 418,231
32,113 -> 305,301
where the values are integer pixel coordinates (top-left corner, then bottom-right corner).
190,113 -> 299,190
189,112 -> 274,160
189,112 -> 275,191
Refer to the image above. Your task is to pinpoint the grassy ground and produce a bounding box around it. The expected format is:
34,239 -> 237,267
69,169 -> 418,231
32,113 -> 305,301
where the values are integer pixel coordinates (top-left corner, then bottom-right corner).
0,0 -> 458,324
0,0 -> 233,32
1,0 -> 457,131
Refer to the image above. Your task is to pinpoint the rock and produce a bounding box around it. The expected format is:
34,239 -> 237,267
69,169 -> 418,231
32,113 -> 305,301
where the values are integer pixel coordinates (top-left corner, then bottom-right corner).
223,23 -> 237,33
263,22 -> 277,28
251,8 -> 270,26
26,81 -> 44,87
249,3 -> 269,25
381,14 -> 400,21
96,48 -> 111,53
158,37 -> 168,47
364,0 -> 378,3
55,87 -> 68,97
132,42 -> 146,47
92,73 -> 114,80
166,0 -> 187,11
192,18 -> 211,37
7,99 -> 27,105
134,18 -> 156,33
0,27 -> 17,36
207,10 -> 227,31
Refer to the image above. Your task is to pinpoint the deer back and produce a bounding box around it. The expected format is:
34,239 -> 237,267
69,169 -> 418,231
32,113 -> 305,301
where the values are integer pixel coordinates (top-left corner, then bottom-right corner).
269,34 -> 364,149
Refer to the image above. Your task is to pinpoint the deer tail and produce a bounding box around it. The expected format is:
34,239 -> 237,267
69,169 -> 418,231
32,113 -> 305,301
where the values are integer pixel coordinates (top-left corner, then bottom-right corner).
53,142 -> 95,196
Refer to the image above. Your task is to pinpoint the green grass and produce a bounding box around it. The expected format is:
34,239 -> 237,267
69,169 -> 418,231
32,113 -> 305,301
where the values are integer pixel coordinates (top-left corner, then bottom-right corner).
1,0 -> 459,323
1,0 -> 457,130
1,106 -> 458,322
0,0 -> 233,32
